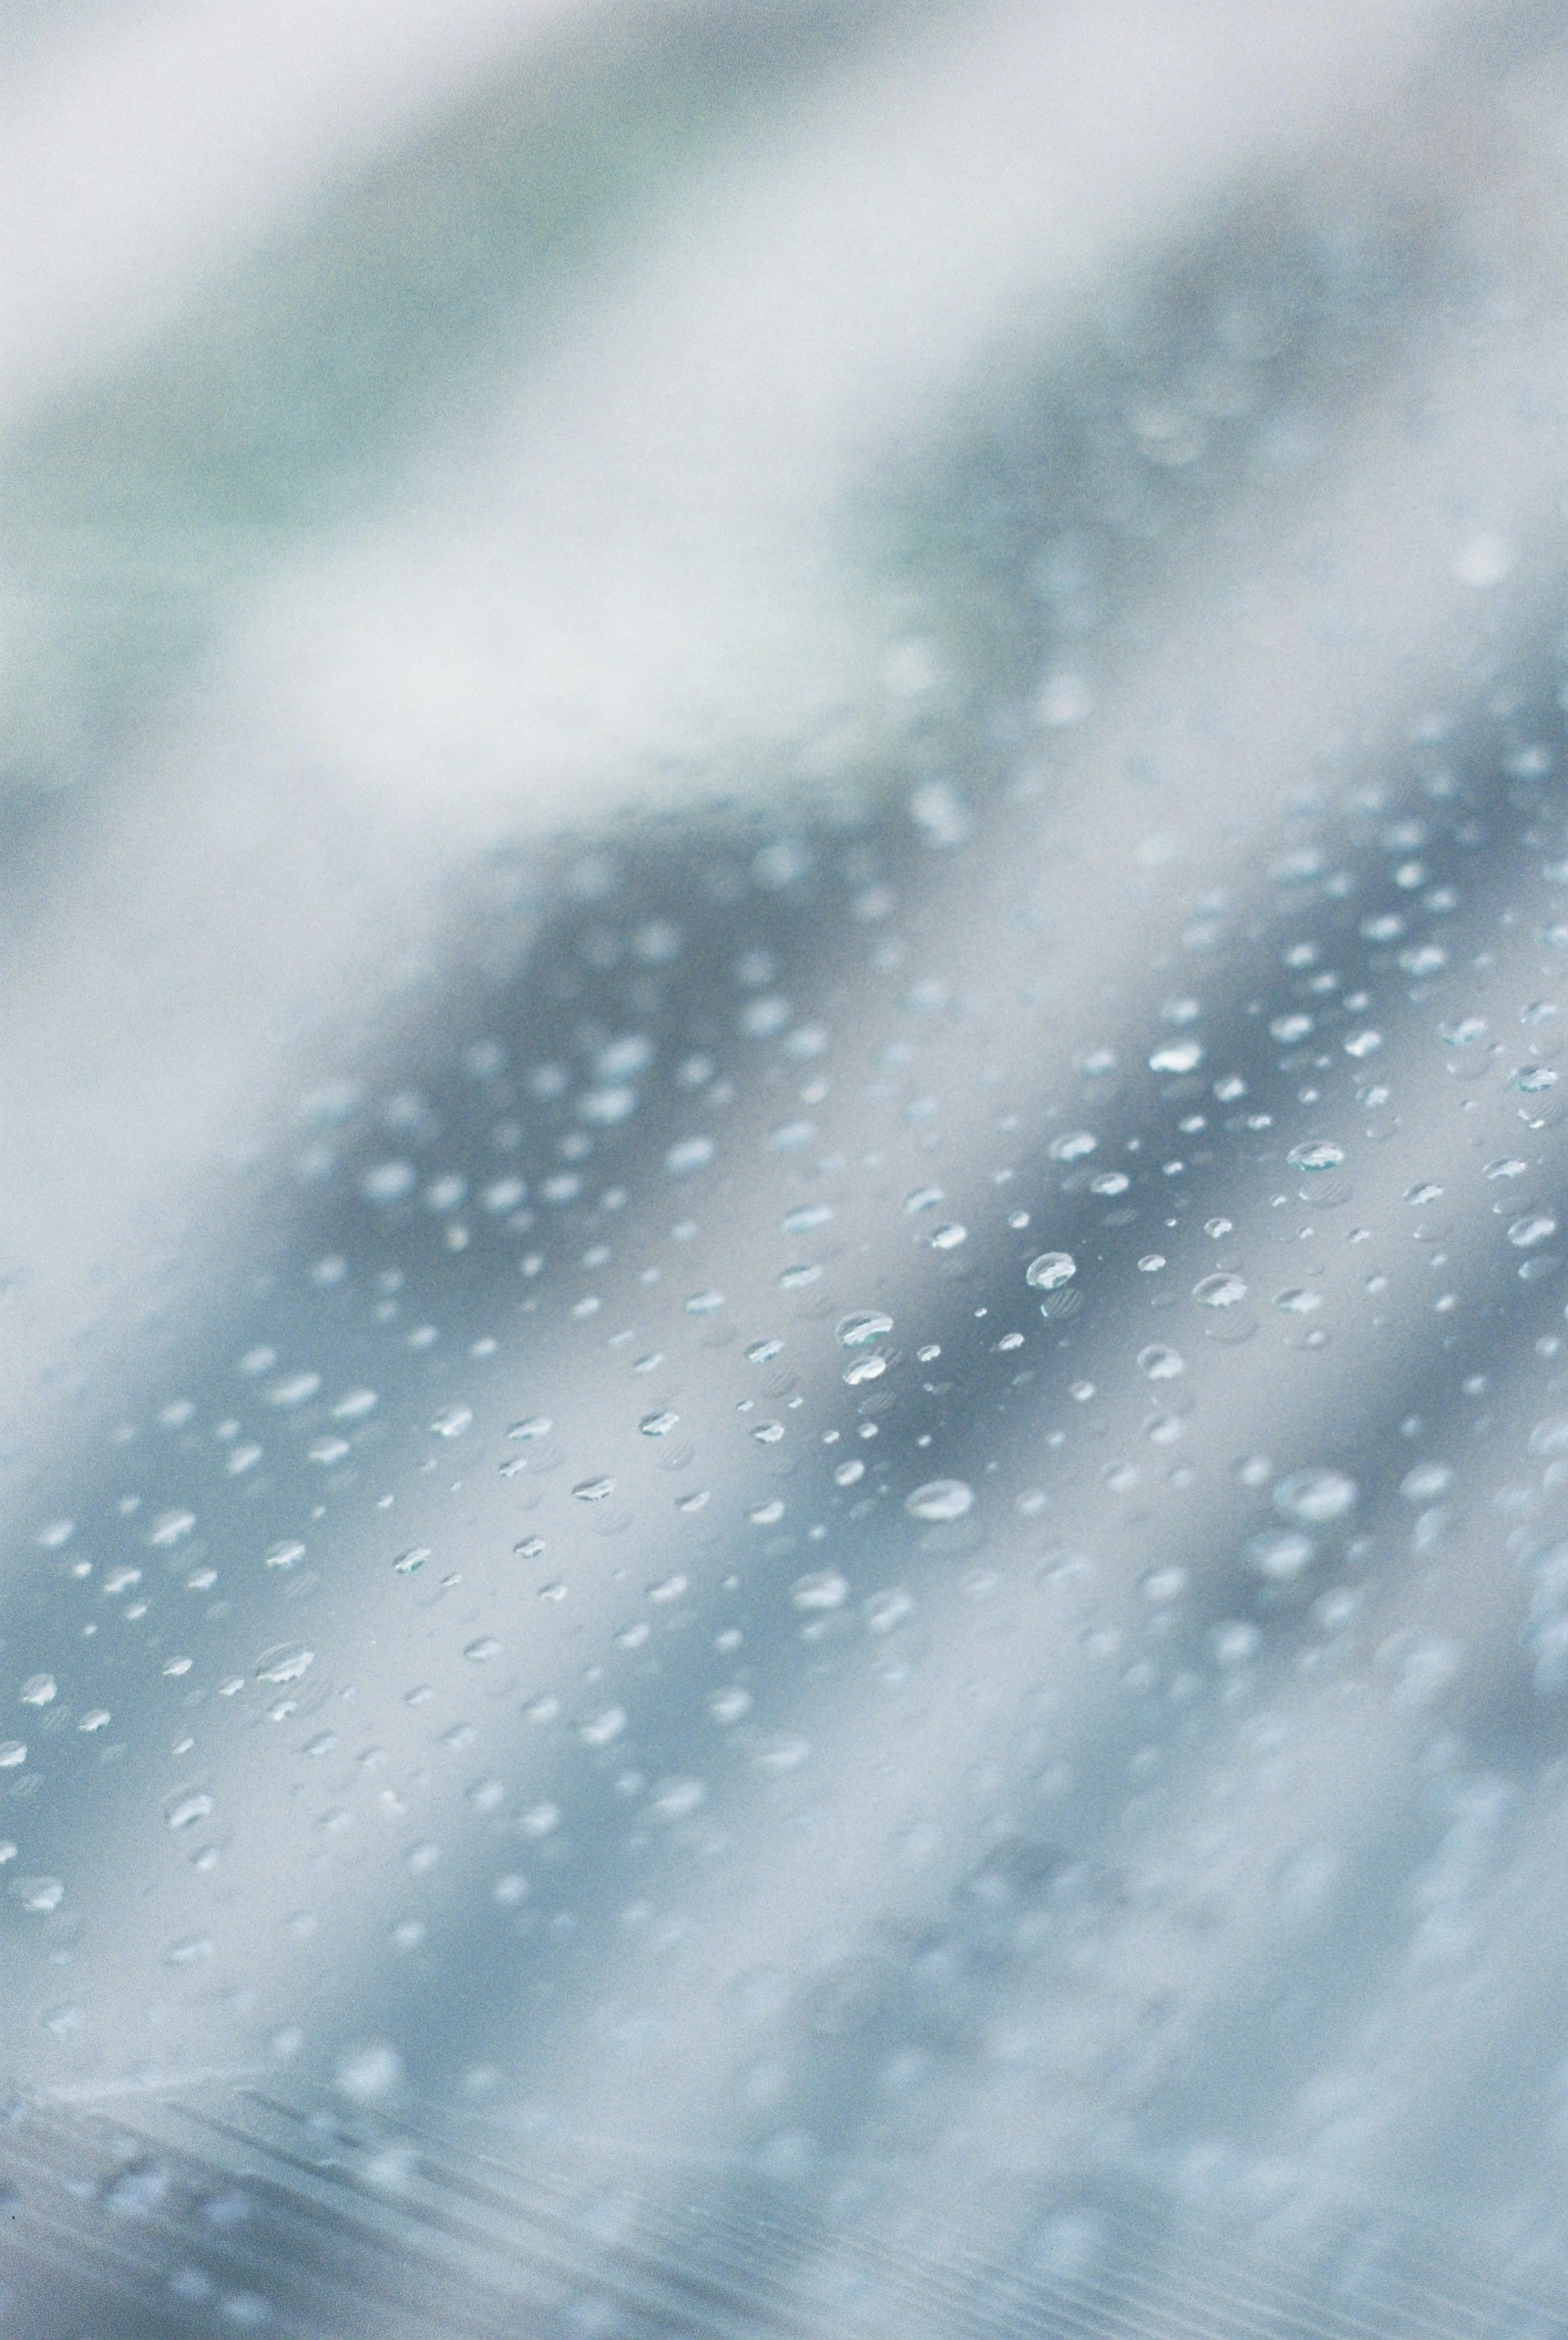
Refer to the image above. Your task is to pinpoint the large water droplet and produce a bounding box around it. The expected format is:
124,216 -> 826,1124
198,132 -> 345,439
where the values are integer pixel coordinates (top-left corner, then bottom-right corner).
1026,1252 -> 1076,1290
905,1479 -> 974,1522
255,1645 -> 315,1685
1194,1272 -> 1247,1308
1287,1140 -> 1345,1172
837,1311 -> 893,1347
1273,1469 -> 1358,1524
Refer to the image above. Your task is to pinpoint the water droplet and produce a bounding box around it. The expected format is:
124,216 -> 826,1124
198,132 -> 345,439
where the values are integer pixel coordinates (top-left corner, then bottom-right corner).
393,1547 -> 430,1574
1402,1462 -> 1453,1502
904,1479 -> 974,1522
464,1638 -> 501,1663
572,1478 -> 616,1503
430,1405 -> 472,1438
1287,1140 -> 1345,1173
164,1791 -> 213,1830
834,1459 -> 866,1486
1048,1131 -> 1098,1162
639,1412 -> 679,1437
650,1777 -> 707,1819
254,1645 -> 314,1685
18,1675 -> 55,1707
1248,1531 -> 1315,1581
1510,1213 -> 1559,1249
579,1708 -> 626,1747
1138,1345 -> 1185,1379
1194,1273 -> 1247,1308
361,1162 -> 416,1205
1273,1469 -> 1358,1524
843,1355 -> 886,1386
265,1541 -> 306,1571
1026,1252 -> 1076,1290
1150,1041 -> 1203,1074
1141,1564 -> 1188,1603
336,2043 -> 403,2104
792,1572 -> 849,1610
12,1877 -> 61,1912
1272,1287 -> 1323,1315
666,1136 -> 715,1176
838,1311 -> 894,1347
929,1222 -> 968,1251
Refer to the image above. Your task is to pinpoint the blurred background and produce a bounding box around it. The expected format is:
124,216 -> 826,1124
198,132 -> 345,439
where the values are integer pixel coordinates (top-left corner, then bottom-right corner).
6,0 -> 1568,2332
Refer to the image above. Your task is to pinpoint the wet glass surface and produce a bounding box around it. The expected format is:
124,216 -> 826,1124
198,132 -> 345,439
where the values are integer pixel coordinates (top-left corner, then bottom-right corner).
6,2 -> 1568,2332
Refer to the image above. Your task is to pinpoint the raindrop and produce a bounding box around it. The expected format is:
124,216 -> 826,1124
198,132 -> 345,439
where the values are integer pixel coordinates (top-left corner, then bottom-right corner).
1194,1273 -> 1247,1308
905,1479 -> 974,1522
573,1478 -> 616,1503
1273,1469 -> 1358,1524
164,1791 -> 213,1831
792,1572 -> 850,1610
255,1645 -> 315,1685
639,1412 -> 679,1437
1138,1345 -> 1185,1379
1509,1214 -> 1559,1249
929,1223 -> 968,1251
838,1311 -> 894,1347
1287,1140 -> 1345,1173
12,1877 -> 62,1913
1248,1532 -> 1315,1582
1026,1253 -> 1076,1290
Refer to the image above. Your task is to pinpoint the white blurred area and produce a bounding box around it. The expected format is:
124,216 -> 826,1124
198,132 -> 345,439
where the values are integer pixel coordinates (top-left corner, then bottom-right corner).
0,0 -> 1511,1482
